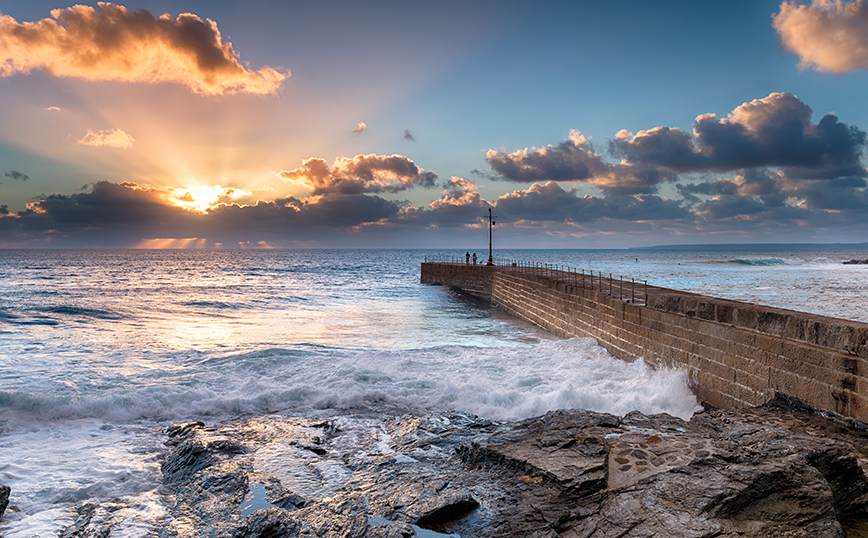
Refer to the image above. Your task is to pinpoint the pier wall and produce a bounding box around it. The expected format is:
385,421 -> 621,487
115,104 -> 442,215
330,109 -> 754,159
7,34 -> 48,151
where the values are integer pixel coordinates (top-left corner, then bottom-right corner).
421,262 -> 868,423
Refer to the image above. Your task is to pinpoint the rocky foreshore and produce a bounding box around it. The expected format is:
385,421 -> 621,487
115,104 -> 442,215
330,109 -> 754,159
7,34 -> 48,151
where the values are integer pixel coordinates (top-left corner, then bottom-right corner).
53,396 -> 868,538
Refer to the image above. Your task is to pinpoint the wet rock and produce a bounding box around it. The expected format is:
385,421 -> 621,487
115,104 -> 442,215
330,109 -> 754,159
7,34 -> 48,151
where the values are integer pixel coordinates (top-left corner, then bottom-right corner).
219,507 -> 300,538
165,421 -> 205,442
414,492 -> 479,528
161,439 -> 212,482
59,502 -> 110,538
0,484 -> 9,521
843,259 -> 868,265
157,404 -> 868,537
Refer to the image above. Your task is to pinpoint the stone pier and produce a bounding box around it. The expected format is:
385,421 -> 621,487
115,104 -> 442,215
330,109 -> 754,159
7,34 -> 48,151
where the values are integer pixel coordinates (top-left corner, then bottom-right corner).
421,261 -> 868,424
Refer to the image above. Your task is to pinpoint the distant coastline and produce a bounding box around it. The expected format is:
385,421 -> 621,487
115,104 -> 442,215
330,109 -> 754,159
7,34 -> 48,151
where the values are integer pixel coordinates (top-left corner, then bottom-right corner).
629,242 -> 868,251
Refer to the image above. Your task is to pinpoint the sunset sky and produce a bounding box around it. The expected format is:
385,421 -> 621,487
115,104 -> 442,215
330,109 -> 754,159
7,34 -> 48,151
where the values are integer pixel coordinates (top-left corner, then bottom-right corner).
2,0 -> 868,248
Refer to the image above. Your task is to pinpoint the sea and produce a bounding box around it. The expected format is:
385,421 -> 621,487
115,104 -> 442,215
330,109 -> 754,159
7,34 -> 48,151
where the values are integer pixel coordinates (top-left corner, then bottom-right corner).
1,247 -> 867,536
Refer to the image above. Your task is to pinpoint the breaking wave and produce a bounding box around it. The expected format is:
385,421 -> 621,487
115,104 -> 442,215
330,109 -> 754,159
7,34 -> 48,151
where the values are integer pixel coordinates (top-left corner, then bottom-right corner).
0,339 -> 702,428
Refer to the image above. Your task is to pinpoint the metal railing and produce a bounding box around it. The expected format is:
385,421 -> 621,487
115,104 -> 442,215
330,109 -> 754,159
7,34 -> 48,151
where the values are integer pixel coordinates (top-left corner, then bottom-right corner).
423,254 -> 648,305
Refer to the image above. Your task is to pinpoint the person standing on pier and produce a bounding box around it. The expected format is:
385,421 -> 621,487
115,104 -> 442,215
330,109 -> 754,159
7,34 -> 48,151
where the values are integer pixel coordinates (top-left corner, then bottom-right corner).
466,252 -> 470,264
472,253 -> 477,264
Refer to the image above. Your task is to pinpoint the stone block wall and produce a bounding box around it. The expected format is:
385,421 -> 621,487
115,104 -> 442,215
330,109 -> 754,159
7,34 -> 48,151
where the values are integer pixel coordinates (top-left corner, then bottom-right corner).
421,262 -> 868,424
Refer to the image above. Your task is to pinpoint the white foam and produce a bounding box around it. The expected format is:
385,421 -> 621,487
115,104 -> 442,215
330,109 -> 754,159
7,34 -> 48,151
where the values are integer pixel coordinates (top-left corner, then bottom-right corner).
0,338 -> 701,535
1,338 -> 701,429
0,419 -> 166,535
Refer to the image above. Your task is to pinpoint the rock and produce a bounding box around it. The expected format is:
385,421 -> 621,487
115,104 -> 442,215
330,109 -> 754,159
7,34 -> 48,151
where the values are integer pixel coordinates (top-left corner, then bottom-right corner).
842,259 -> 868,264
219,507 -> 300,538
155,405 -> 868,537
166,421 -> 205,439
414,492 -> 479,528
59,502 -> 111,538
0,485 -> 9,521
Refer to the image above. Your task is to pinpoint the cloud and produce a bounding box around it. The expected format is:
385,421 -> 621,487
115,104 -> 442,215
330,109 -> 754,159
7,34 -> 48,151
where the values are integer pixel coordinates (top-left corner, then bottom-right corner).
279,153 -> 438,195
486,131 -> 607,182
45,106 -> 62,112
404,129 -> 415,142
77,128 -> 135,148
394,177 -> 490,228
773,0 -> 868,74
677,169 -> 783,206
610,92 -> 867,179
0,205 -> 8,215
485,130 -> 677,194
0,2 -> 287,95
3,170 -> 29,181
352,122 -> 367,135
426,177 -> 489,218
493,181 -> 690,223
0,181 -> 408,246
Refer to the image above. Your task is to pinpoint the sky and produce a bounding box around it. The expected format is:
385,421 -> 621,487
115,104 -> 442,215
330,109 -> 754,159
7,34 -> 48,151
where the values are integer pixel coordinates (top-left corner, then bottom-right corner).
1,0 -> 868,249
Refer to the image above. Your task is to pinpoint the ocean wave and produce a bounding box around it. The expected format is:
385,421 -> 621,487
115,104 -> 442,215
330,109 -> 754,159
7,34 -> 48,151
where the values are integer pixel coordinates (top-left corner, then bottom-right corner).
724,257 -> 844,267
726,258 -> 786,266
45,306 -> 126,320
0,315 -> 60,326
0,339 -> 702,426
180,300 -> 245,310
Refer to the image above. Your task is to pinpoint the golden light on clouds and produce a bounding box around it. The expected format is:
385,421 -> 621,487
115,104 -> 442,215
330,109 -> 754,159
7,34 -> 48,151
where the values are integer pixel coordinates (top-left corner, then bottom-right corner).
77,128 -> 135,148
774,0 -> 868,74
169,185 -> 252,213
279,153 -> 438,195
0,3 -> 287,95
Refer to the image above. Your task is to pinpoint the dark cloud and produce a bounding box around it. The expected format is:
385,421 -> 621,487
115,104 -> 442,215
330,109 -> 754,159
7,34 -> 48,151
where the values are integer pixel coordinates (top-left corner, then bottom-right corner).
4,170 -> 29,181
607,194 -> 692,222
610,93 -> 867,180
484,131 -> 677,194
0,3 -> 286,95
736,169 -> 780,197
495,181 -> 590,221
396,177 -> 490,227
687,168 -> 868,228
279,154 -> 438,195
403,129 -> 416,142
695,195 -> 782,221
676,170 -> 786,208
0,181 -> 409,246
677,179 -> 741,202
486,131 -> 608,183
13,181 -> 185,232
0,205 -> 8,215
493,181 -> 690,223
798,176 -> 868,211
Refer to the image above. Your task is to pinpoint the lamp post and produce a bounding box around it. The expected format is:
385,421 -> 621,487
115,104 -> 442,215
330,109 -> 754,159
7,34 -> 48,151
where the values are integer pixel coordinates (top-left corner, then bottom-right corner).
486,207 -> 497,266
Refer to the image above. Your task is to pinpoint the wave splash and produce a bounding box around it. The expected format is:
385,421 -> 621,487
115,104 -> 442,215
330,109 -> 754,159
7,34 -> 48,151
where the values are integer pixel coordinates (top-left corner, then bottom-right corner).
724,257 -> 841,267
0,339 -> 702,428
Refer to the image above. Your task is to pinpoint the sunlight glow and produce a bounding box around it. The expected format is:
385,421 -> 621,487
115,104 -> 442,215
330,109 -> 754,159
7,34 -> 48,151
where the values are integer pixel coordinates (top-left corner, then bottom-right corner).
134,237 -> 207,249
169,185 -> 252,213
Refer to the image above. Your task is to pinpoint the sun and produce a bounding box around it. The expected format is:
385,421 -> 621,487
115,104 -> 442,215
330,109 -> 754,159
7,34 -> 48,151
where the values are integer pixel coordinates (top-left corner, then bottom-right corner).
169,185 -> 252,213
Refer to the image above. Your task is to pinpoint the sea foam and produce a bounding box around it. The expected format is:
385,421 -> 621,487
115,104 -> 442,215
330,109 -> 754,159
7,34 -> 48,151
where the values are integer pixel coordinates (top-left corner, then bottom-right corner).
0,338 -> 701,429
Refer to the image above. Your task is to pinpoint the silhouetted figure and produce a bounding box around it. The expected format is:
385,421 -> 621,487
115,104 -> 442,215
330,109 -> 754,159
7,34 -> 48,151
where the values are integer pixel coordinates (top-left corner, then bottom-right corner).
472,253 -> 477,264
466,252 -> 470,264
